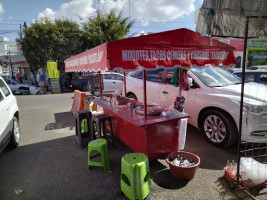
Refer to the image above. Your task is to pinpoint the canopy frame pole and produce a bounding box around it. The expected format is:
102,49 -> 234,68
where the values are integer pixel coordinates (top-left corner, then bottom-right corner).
236,16 -> 248,189
143,69 -> 147,119
179,68 -> 182,96
124,72 -> 126,97
236,15 -> 267,190
98,71 -> 102,98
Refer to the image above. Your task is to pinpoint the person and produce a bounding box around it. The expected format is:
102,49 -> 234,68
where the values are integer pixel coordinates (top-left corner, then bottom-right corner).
36,73 -> 40,86
30,72 -> 34,85
16,72 -> 23,83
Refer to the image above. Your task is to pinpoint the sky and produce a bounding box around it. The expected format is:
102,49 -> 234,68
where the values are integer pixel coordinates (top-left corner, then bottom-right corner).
0,0 -> 203,41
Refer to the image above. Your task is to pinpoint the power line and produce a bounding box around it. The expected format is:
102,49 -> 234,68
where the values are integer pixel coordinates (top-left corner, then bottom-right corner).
0,23 -> 21,25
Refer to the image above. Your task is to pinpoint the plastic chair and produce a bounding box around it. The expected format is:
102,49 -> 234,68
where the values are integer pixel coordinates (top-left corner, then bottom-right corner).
75,110 -> 92,149
120,153 -> 151,200
88,138 -> 110,172
92,114 -> 116,148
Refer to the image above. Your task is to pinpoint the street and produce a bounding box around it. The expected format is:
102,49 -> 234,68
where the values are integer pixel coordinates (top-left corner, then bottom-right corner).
0,93 -> 266,200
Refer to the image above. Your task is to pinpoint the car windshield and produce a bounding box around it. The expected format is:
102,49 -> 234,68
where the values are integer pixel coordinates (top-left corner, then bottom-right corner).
190,67 -> 241,87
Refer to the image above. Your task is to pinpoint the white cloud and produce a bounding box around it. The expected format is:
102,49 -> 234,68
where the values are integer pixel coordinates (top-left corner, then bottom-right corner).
38,0 -> 196,25
0,3 -> 4,20
130,0 -> 195,26
38,0 -> 96,21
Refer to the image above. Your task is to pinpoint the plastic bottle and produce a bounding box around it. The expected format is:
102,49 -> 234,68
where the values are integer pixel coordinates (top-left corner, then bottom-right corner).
231,160 -> 236,176
226,160 -> 230,171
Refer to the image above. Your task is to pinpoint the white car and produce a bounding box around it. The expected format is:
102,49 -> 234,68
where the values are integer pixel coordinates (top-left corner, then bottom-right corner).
249,65 -> 267,71
5,79 -> 41,95
125,67 -> 267,147
0,76 -> 20,153
89,72 -> 124,96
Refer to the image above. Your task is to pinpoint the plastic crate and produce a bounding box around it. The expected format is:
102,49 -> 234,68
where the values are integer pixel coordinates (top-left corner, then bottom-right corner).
224,167 -> 267,188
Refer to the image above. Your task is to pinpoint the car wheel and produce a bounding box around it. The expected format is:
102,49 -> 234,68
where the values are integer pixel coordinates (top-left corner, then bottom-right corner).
9,117 -> 20,148
200,110 -> 237,147
127,93 -> 137,100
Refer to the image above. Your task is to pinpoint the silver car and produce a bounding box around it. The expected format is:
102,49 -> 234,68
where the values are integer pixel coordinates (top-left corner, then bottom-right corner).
0,76 -> 20,153
5,79 -> 41,95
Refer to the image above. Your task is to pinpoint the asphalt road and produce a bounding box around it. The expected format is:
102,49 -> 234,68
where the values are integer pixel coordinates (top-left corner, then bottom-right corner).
0,93 -> 266,200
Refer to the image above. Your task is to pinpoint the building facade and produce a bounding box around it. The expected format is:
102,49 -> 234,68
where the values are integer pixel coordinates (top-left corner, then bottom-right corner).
0,36 -> 18,55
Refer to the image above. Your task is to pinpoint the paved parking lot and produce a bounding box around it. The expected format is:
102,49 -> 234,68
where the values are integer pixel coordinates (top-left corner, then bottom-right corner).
0,93 -> 266,200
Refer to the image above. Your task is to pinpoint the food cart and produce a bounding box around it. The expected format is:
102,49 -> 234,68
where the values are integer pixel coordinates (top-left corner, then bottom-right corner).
65,28 -> 236,160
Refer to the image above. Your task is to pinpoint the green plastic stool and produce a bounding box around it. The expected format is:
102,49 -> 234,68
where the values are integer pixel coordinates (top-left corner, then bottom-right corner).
120,153 -> 151,200
88,138 -> 110,172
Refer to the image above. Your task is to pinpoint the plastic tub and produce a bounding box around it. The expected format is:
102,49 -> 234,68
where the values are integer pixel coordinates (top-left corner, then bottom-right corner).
166,151 -> 200,180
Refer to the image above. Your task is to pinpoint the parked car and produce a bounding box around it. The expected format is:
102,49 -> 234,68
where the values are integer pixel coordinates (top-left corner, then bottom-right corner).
5,79 -> 41,95
0,76 -> 20,153
248,65 -> 267,71
233,70 -> 267,85
88,72 -> 124,96
126,67 -> 267,147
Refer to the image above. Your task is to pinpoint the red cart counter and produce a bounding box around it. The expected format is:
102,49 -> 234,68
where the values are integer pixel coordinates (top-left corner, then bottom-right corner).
92,99 -> 189,160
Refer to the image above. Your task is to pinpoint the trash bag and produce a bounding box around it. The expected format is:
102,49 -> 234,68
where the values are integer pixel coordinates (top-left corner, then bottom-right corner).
240,157 -> 267,185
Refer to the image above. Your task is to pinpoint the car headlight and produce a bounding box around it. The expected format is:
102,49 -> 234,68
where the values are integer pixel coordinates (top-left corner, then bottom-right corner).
232,98 -> 266,114
243,104 -> 264,114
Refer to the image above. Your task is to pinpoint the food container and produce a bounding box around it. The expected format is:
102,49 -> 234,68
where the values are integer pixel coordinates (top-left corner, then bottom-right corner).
135,105 -> 165,116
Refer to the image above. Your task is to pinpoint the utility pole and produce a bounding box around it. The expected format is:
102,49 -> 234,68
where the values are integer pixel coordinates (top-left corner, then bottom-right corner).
8,50 -> 14,79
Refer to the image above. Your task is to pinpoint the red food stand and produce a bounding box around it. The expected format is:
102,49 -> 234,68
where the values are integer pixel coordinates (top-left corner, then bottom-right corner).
65,28 -> 236,160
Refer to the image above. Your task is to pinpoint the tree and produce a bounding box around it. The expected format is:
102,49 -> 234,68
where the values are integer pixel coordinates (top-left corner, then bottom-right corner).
83,10 -> 134,49
19,10 -> 134,72
19,18 -> 84,71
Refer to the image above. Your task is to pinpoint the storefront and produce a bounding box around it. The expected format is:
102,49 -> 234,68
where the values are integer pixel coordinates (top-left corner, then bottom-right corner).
1,55 -> 31,83
246,37 -> 267,68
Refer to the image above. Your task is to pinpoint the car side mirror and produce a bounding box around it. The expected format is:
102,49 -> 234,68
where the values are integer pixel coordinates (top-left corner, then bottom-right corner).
188,77 -> 193,87
188,78 -> 199,89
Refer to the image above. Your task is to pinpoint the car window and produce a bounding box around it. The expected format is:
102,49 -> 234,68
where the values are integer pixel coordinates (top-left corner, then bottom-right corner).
146,68 -> 164,83
103,74 -> 111,79
249,67 -> 258,70
190,67 -> 241,87
165,68 -> 177,85
0,79 -> 11,97
0,91 -> 3,102
260,74 -> 267,84
130,70 -> 143,79
111,74 -> 123,80
244,74 -> 255,83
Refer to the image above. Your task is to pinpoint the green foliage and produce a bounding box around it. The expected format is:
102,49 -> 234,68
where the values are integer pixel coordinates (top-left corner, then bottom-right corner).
19,18 -> 84,71
19,10 -> 134,72
83,10 -> 134,49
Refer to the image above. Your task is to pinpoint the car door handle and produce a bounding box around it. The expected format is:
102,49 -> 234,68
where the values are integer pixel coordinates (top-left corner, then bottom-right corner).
113,82 -> 116,84
162,91 -> 168,94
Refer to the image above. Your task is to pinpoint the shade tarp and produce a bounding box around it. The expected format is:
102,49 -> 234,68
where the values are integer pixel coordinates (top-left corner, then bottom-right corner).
196,0 -> 267,37
65,28 -> 236,72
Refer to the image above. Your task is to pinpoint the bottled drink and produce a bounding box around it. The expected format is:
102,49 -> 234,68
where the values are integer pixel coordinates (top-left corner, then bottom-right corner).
226,160 -> 230,170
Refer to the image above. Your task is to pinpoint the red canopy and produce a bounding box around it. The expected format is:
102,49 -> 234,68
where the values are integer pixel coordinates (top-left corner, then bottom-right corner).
65,28 -> 236,72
